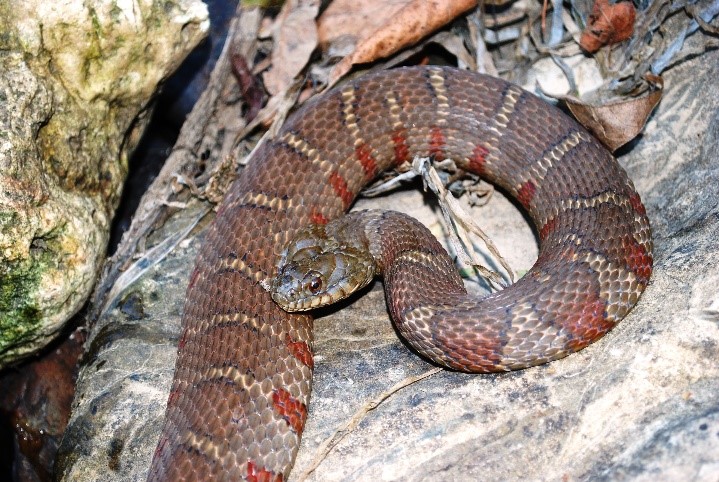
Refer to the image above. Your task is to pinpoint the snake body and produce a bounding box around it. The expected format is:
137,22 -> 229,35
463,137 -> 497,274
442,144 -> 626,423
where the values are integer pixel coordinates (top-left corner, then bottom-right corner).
148,66 -> 652,481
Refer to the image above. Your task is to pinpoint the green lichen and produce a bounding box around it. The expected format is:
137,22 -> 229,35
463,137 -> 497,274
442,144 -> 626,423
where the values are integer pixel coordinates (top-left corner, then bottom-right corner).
0,210 -> 16,231
0,258 -> 43,363
0,216 -> 67,365
0,3 -> 12,50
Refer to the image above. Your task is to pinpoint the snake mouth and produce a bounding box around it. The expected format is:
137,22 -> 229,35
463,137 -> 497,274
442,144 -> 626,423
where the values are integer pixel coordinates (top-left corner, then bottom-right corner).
270,291 -> 335,312
272,293 -> 309,312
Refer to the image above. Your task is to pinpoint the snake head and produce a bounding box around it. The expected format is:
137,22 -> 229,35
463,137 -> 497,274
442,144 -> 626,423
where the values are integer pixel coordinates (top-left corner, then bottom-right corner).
262,224 -> 376,312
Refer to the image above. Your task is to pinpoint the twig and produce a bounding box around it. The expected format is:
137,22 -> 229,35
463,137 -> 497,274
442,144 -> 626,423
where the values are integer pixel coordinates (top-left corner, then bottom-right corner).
296,367 -> 442,482
361,169 -> 416,196
413,157 -> 515,288
359,157 -> 515,289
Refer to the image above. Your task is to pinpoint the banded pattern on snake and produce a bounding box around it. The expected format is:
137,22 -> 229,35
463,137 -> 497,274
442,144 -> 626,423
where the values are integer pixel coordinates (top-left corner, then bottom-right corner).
148,66 -> 652,481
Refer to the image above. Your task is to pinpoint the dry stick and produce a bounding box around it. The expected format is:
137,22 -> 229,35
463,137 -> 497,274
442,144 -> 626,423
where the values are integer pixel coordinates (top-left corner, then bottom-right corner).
361,157 -> 515,288
361,169 -> 418,196
296,367 -> 442,482
414,157 -> 515,287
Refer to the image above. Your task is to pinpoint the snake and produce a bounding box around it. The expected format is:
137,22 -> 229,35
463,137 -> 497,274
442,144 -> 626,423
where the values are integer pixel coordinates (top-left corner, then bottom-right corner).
147,66 -> 653,481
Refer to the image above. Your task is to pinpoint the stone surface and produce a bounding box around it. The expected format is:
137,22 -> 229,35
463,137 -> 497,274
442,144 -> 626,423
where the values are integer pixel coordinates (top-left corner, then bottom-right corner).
60,50 -> 719,480
0,0 -> 209,368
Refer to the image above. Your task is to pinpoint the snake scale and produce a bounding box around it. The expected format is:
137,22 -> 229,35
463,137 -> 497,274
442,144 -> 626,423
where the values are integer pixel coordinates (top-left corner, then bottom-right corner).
148,66 -> 653,481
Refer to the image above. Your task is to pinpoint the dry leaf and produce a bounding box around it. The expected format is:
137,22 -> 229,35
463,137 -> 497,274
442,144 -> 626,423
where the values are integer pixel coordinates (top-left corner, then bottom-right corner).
318,0 -> 410,50
579,0 -> 636,53
561,75 -> 663,152
231,53 -> 263,122
262,0 -> 320,95
329,0 -> 478,84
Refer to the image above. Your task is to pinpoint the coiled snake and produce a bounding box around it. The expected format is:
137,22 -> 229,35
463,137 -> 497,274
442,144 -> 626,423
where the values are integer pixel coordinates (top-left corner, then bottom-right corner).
148,66 -> 653,481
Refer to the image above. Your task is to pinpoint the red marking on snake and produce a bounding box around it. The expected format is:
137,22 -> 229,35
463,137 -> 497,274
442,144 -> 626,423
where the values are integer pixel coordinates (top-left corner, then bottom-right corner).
539,217 -> 557,242
310,210 -> 329,225
247,461 -> 283,482
429,127 -> 446,161
329,171 -> 353,208
566,294 -> 612,351
621,235 -> 652,282
553,246 -> 614,350
285,334 -> 314,370
355,143 -> 378,179
564,293 -> 614,350
391,129 -> 410,165
474,337 -> 505,371
469,144 -> 489,175
271,389 -> 307,435
628,192 -> 647,216
517,180 -> 537,209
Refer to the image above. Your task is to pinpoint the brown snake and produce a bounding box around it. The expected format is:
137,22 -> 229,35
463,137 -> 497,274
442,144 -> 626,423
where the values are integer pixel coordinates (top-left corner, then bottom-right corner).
148,66 -> 653,481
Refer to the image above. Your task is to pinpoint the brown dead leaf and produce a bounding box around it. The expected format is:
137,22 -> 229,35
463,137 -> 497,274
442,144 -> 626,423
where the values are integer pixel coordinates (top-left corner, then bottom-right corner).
561,74 -> 663,152
579,0 -> 636,53
262,0 -> 320,96
329,0 -> 478,85
318,0 -> 410,50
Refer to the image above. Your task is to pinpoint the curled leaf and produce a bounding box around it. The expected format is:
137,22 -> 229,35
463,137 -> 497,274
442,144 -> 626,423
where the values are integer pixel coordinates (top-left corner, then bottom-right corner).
262,0 -> 320,95
231,53 -> 263,122
329,0 -> 478,84
560,75 -> 664,152
580,0 -> 636,53
318,0 -> 409,50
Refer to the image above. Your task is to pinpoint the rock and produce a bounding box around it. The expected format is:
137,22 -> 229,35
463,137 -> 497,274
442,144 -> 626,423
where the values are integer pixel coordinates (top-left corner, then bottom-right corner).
0,0 -> 209,368
0,329 -> 84,480
58,50 -> 719,482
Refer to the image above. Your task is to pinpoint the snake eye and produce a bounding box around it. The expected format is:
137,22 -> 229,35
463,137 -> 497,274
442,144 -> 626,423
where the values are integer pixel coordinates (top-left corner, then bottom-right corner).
305,273 -> 324,294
